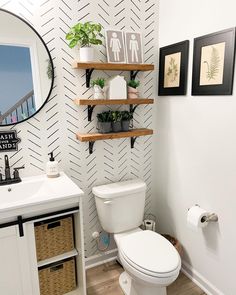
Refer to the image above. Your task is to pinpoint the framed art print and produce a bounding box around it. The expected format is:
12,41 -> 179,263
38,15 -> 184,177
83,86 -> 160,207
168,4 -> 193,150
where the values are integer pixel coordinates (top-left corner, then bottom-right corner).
158,40 -> 189,96
105,29 -> 126,63
192,28 -> 236,95
125,31 -> 144,64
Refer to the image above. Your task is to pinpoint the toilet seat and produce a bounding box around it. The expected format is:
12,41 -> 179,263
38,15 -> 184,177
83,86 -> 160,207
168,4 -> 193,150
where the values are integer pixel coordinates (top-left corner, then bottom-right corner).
119,230 -> 181,279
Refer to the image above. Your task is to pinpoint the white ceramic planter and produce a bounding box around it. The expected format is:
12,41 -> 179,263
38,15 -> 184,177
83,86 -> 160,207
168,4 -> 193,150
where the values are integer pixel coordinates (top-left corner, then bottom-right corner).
94,85 -> 105,99
128,86 -> 139,99
79,47 -> 94,62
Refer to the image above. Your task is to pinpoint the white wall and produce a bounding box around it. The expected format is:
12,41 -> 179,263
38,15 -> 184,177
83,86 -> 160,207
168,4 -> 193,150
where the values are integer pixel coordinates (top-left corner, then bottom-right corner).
156,0 -> 236,294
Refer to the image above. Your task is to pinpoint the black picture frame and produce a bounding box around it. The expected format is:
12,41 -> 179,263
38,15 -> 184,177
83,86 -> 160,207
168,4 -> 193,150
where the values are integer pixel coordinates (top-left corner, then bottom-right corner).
158,40 -> 189,96
192,28 -> 236,95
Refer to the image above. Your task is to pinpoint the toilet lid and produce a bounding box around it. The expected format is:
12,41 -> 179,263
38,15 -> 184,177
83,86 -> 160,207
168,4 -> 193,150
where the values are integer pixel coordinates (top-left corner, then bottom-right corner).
119,230 -> 180,275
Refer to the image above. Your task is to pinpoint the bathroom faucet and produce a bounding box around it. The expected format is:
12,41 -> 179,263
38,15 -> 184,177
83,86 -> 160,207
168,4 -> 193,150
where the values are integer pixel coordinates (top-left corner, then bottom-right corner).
0,155 -> 25,186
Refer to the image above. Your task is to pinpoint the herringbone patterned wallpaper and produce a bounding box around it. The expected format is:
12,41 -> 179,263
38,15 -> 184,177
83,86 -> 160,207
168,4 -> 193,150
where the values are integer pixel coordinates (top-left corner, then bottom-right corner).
0,0 -> 158,257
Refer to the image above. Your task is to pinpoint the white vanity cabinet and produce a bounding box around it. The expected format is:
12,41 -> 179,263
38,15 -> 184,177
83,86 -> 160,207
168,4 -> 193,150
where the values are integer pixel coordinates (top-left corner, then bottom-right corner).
0,207 -> 86,295
0,226 -> 26,295
0,173 -> 86,295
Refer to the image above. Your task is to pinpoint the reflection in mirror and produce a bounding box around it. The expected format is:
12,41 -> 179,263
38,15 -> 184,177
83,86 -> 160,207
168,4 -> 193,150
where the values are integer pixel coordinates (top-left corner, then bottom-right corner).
0,9 -> 54,126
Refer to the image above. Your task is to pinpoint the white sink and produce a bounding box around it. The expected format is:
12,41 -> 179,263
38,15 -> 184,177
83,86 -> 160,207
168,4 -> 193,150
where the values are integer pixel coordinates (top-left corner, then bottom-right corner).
0,172 -> 84,219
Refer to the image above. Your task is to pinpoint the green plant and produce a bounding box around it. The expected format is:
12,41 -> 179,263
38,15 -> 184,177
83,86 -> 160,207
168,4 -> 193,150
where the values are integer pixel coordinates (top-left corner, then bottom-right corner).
97,111 -> 112,122
121,111 -> 133,121
66,22 -> 103,48
111,111 -> 122,122
128,80 -> 140,89
204,46 -> 220,81
91,78 -> 106,89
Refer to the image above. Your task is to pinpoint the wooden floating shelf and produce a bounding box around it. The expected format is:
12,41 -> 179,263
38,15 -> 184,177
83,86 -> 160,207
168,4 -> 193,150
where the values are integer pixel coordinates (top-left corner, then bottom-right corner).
77,128 -> 153,142
72,61 -> 155,87
76,128 -> 153,154
74,98 -> 154,121
72,62 -> 154,72
74,98 -> 154,106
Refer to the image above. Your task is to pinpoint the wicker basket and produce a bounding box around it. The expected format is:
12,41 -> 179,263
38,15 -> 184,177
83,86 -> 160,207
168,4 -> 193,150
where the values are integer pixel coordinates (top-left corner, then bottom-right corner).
39,258 -> 76,295
35,215 -> 74,261
162,234 -> 183,257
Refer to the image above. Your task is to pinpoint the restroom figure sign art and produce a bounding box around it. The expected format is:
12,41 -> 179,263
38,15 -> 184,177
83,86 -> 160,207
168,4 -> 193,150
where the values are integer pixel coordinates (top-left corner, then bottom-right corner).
125,32 -> 143,64
105,29 -> 126,63
110,32 -> 121,61
130,34 -> 139,62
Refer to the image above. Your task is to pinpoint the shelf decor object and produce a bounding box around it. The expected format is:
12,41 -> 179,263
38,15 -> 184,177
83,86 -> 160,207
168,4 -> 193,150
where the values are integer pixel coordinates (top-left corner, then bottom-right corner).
124,31 -> 144,64
72,62 -> 154,87
76,128 -> 153,154
105,29 -> 126,63
66,22 -> 103,62
74,98 -> 154,121
192,28 -> 236,95
158,40 -> 189,96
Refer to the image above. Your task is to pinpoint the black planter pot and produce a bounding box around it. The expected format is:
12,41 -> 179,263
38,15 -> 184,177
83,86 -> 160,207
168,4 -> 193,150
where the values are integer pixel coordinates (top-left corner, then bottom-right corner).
121,120 -> 130,131
112,121 -> 122,132
98,122 -> 112,134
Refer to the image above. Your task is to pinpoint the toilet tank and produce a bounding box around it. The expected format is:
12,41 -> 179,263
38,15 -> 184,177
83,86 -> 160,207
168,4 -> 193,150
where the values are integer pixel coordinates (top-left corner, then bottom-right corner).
92,179 -> 146,233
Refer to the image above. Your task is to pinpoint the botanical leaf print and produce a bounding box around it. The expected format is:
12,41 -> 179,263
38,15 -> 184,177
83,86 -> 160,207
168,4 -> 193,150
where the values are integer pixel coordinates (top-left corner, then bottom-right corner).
204,46 -> 220,80
167,57 -> 178,82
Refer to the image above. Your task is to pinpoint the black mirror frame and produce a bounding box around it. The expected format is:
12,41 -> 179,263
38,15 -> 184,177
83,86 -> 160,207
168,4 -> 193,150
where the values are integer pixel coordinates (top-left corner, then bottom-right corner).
0,8 -> 54,127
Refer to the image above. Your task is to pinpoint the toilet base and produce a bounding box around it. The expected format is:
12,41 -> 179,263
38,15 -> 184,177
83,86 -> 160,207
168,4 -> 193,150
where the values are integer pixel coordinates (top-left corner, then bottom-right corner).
119,271 -> 167,295
119,272 -> 131,295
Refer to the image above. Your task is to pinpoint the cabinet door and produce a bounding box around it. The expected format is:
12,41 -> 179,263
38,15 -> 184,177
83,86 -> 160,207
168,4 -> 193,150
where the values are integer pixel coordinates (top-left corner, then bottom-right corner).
0,226 -> 23,295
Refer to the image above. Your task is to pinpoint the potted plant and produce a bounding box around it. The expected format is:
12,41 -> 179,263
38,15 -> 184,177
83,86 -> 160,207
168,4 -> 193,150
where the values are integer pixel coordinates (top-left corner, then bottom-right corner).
121,111 -> 133,131
91,78 -> 106,99
111,111 -> 122,132
97,111 -> 112,134
127,80 -> 140,99
66,22 -> 103,62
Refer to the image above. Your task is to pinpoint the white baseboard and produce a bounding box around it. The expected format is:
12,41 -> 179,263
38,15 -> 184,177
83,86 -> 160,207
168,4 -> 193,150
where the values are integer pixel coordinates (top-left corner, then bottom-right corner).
85,248 -> 118,270
181,260 -> 224,295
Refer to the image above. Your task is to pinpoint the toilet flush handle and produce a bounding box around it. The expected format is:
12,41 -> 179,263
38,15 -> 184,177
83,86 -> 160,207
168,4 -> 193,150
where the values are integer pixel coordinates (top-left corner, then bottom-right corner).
104,200 -> 112,205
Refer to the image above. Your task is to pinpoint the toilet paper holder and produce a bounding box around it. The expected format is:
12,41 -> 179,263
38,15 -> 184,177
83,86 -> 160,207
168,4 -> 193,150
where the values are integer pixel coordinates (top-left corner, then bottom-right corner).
188,205 -> 219,223
201,213 -> 218,223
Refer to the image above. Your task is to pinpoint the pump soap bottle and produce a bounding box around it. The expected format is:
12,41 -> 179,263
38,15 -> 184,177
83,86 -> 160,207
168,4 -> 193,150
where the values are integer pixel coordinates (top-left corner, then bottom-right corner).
46,152 -> 60,178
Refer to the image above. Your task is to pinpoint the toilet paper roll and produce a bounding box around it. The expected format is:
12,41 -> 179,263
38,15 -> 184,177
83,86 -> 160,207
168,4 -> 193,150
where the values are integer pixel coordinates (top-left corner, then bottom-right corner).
187,206 -> 209,230
144,219 -> 156,231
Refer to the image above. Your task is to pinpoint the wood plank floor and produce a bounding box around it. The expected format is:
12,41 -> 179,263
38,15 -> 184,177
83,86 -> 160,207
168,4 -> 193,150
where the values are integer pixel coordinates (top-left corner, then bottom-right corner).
86,261 -> 206,295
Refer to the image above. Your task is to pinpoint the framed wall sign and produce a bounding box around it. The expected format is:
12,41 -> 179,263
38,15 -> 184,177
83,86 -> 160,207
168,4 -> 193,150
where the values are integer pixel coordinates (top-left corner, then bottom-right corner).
0,130 -> 21,152
105,29 -> 126,63
158,40 -> 189,96
125,31 -> 144,64
192,28 -> 236,95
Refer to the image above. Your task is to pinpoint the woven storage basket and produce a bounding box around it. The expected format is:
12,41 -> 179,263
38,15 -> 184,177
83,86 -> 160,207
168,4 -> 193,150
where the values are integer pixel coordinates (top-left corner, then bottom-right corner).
39,258 -> 76,295
35,215 -> 74,261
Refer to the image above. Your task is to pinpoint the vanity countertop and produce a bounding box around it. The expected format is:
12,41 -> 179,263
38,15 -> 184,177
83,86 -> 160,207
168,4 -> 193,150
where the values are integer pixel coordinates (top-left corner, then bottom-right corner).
0,172 -> 84,221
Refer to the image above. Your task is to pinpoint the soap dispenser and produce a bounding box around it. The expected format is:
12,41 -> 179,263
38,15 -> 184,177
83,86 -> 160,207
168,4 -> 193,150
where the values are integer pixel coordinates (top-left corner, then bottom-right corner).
46,152 -> 59,178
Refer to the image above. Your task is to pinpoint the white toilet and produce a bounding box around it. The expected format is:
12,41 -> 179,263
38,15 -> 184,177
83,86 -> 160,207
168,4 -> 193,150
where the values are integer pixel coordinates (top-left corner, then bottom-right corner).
92,179 -> 181,295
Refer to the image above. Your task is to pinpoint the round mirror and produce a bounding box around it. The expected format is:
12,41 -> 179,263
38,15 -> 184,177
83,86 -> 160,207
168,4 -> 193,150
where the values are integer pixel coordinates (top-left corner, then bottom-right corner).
0,9 -> 54,126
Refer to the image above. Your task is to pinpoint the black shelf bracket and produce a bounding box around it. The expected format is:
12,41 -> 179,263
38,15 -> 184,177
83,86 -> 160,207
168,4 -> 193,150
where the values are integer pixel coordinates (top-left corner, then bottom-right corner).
130,70 -> 139,81
131,137 -> 137,148
86,68 -> 94,88
130,104 -> 139,114
89,141 -> 95,154
88,105 -> 96,121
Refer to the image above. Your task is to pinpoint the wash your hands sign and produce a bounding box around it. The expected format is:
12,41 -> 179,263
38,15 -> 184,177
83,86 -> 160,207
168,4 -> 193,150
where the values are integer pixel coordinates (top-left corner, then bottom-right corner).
0,130 -> 21,152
